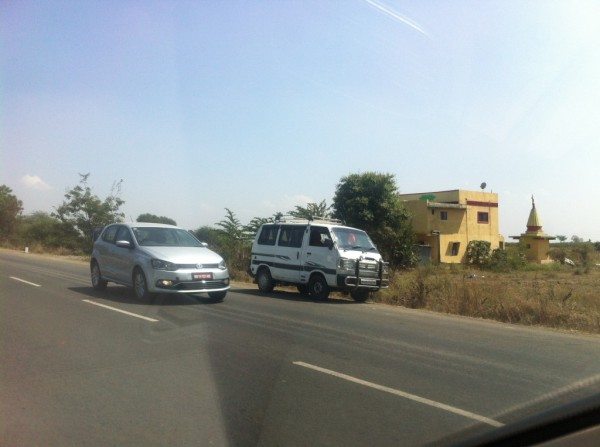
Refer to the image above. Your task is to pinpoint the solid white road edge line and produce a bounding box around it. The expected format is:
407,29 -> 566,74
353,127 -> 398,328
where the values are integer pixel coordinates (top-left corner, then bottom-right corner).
82,299 -> 159,322
9,276 -> 41,287
293,361 -> 504,428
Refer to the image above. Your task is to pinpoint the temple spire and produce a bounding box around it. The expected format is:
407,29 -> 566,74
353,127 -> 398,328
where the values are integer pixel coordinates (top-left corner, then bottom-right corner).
526,195 -> 542,232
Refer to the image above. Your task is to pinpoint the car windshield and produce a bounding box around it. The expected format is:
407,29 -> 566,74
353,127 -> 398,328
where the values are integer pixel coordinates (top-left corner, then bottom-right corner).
331,228 -> 376,251
132,227 -> 202,247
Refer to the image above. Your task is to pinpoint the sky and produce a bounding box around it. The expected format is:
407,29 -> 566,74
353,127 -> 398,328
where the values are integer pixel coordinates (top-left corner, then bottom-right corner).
1,0 -> 599,240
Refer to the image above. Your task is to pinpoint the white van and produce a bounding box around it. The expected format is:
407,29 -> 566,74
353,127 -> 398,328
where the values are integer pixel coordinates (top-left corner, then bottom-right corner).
249,218 -> 389,301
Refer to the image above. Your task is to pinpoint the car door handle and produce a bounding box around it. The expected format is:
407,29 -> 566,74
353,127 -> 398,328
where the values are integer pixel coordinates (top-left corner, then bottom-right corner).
306,252 -> 312,255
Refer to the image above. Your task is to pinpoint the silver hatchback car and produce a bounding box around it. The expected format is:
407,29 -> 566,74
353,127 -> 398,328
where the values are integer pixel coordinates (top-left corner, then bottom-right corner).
91,223 -> 230,300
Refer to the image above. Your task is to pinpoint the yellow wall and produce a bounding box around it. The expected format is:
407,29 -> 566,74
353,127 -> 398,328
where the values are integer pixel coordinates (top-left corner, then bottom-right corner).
400,190 -> 504,264
522,237 -> 552,264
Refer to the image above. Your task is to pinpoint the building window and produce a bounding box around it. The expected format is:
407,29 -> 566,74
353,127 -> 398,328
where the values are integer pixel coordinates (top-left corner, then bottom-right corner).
477,212 -> 489,223
527,243 -> 531,249
440,211 -> 448,221
431,209 -> 435,215
451,242 -> 460,256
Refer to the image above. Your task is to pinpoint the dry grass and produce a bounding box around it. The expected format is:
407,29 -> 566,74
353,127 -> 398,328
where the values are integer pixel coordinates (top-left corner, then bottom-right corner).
376,265 -> 600,333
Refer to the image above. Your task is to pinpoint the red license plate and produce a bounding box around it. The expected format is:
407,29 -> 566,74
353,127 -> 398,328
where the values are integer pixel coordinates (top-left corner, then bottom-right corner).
192,272 -> 213,280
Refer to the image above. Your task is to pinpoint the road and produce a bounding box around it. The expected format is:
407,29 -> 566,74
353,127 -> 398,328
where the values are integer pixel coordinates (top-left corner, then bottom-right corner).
1,249 -> 599,446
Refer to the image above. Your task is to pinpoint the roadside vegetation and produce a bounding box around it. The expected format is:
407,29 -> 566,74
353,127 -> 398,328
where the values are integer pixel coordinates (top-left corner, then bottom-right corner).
2,173 -> 599,333
377,243 -> 600,333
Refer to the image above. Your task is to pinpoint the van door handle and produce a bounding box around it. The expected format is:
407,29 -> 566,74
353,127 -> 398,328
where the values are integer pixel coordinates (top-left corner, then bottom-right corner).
306,252 -> 312,255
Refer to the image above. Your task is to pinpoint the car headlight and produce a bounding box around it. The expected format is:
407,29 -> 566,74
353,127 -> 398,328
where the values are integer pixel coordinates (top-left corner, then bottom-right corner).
218,259 -> 227,270
151,259 -> 178,271
339,258 -> 356,270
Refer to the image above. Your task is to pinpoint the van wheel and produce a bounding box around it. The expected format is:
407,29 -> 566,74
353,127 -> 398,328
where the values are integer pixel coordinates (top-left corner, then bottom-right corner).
257,268 -> 275,293
297,284 -> 309,295
351,289 -> 370,302
308,275 -> 329,300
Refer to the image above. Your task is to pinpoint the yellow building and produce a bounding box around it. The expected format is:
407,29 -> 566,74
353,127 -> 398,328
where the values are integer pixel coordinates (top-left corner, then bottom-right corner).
399,189 -> 504,264
510,197 -> 555,264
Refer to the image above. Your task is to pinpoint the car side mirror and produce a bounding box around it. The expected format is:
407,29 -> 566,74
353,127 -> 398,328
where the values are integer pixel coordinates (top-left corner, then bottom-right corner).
116,240 -> 132,249
324,239 -> 334,250
201,242 -> 208,247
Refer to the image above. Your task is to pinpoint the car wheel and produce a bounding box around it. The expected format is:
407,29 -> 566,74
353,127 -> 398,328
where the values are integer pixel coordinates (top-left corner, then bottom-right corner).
133,268 -> 153,301
308,274 -> 330,300
257,268 -> 275,293
90,260 -> 108,290
350,289 -> 370,302
208,291 -> 227,301
297,284 -> 309,295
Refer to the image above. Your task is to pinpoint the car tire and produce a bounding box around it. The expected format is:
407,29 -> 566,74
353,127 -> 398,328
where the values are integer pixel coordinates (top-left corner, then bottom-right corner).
257,268 -> 275,293
297,284 -> 309,295
133,268 -> 154,301
350,289 -> 370,302
308,274 -> 330,300
208,291 -> 227,301
90,260 -> 108,290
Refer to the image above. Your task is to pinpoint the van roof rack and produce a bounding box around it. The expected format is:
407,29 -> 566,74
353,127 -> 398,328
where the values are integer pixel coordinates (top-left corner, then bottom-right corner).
275,215 -> 344,225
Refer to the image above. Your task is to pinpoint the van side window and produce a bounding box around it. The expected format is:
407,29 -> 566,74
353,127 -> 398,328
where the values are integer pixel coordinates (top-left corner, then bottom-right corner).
277,225 -> 305,248
309,227 -> 332,247
257,225 -> 278,245
101,225 -> 118,244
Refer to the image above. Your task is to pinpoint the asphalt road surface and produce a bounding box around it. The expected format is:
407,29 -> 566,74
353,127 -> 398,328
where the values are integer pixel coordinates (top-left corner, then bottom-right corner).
2,249 -> 599,446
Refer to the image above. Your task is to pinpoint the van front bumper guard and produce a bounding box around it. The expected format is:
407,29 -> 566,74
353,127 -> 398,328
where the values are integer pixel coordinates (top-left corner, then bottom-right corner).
337,259 -> 389,290
343,276 -> 389,289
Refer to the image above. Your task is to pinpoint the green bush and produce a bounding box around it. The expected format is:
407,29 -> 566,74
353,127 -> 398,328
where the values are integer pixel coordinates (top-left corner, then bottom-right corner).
487,248 -> 510,272
549,247 -> 567,264
466,240 -> 491,266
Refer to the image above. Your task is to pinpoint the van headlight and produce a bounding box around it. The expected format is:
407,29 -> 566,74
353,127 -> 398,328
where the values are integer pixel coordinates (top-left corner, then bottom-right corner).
218,259 -> 227,270
381,262 -> 389,274
151,259 -> 178,271
339,258 -> 356,270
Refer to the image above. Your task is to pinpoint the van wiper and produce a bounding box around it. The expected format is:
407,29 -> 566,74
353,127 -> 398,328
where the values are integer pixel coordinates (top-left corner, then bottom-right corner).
351,245 -> 377,252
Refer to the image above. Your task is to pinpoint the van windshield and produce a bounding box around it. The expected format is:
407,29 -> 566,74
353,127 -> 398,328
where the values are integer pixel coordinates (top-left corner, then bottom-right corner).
331,228 -> 377,251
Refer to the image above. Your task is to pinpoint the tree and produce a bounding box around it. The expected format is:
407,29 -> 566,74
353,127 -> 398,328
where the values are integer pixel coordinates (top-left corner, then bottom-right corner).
571,235 -> 583,243
556,235 -> 567,243
215,208 -> 251,272
332,172 -> 415,266
0,185 -> 23,240
53,173 -> 125,251
245,217 -> 272,236
18,212 -> 81,250
136,213 -> 177,226
288,200 -> 331,220
216,208 -> 245,241
193,225 -> 223,248
244,212 -> 284,236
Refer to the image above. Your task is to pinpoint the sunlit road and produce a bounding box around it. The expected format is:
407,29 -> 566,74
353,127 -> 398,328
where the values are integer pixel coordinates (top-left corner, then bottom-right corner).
2,249 -> 599,446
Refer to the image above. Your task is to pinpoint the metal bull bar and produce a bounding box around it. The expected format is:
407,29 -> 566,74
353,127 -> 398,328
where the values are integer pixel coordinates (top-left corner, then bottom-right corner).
349,256 -> 388,291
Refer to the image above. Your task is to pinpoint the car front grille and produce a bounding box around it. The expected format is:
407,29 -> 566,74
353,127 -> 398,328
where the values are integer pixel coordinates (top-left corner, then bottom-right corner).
176,280 -> 228,290
176,263 -> 220,270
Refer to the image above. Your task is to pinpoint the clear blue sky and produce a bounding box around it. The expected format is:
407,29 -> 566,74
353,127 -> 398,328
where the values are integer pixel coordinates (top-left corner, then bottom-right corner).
2,1 -> 599,240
